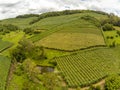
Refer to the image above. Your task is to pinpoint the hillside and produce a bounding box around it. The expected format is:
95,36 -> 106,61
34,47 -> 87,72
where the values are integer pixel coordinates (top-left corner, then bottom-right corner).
0,10 -> 120,90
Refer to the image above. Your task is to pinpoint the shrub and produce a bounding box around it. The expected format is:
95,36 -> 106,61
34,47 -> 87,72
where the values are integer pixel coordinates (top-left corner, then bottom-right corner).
105,75 -> 120,90
23,28 -> 33,34
102,23 -> 115,31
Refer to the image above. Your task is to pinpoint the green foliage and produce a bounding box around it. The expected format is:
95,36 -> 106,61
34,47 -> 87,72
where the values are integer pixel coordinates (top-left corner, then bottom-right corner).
102,23 -> 115,31
117,31 -> 120,36
105,75 -> 120,90
23,27 -> 33,34
42,73 -> 61,90
29,10 -> 108,25
10,38 -> 46,62
81,15 -> 101,27
0,56 -> 11,90
16,14 -> 39,18
0,24 -> 19,34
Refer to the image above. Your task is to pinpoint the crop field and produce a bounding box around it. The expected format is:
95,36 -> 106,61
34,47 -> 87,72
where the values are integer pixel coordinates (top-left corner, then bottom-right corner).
0,55 -> 11,90
36,33 -> 105,51
0,39 -> 13,52
54,47 -> 120,87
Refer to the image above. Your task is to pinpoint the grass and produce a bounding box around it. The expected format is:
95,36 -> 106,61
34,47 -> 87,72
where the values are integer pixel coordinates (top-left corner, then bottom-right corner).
0,17 -> 38,29
0,39 -> 13,53
54,47 -> 120,87
30,12 -> 108,42
1,31 -> 24,56
103,30 -> 120,46
7,74 -> 26,90
36,33 -> 105,51
0,55 -> 11,90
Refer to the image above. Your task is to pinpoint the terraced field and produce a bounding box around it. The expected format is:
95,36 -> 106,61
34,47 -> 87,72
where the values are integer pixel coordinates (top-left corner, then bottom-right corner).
54,47 -> 120,87
0,56 -> 11,90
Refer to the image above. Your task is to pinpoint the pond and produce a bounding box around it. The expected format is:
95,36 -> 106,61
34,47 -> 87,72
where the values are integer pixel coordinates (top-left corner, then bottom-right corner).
37,65 -> 54,73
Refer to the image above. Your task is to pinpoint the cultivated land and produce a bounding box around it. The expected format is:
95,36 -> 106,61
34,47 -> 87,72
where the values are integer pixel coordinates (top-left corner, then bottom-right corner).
54,47 -> 120,87
0,10 -> 120,90
36,33 -> 105,51
0,56 -> 11,90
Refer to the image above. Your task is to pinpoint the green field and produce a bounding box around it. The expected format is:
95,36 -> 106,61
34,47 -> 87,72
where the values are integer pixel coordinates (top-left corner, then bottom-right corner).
30,12 -> 108,42
33,13 -> 105,50
36,33 -> 105,51
0,39 -> 13,52
0,56 -> 11,90
1,31 -> 25,56
54,47 -> 120,87
0,17 -> 38,29
103,30 -> 120,46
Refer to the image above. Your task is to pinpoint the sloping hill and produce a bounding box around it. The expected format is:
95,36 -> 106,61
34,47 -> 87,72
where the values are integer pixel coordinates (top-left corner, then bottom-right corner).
53,46 -> 120,87
32,12 -> 106,50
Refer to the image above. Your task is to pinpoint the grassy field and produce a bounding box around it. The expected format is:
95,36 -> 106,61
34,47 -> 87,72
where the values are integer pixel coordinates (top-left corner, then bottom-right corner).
0,39 -> 13,53
34,14 -> 106,50
36,33 -> 105,51
0,17 -> 38,29
30,12 -> 108,42
54,47 -> 120,87
103,30 -> 120,46
1,31 -> 24,56
0,56 -> 11,90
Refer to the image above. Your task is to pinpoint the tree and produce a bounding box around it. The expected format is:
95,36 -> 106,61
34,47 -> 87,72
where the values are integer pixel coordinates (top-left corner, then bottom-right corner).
102,23 -> 115,31
22,59 -> 40,81
23,28 -> 33,34
105,75 -> 120,90
42,73 -> 61,90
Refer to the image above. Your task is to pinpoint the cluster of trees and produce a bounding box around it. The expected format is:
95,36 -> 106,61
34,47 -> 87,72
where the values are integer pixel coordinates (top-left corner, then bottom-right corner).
102,23 -> 115,31
14,59 -> 62,90
101,13 -> 120,27
0,24 -> 19,34
23,28 -> 41,35
23,28 -> 33,35
10,38 -> 46,63
16,14 -> 39,18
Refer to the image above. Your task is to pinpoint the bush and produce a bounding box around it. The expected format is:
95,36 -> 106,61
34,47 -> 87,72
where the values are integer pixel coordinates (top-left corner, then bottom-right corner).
23,28 -> 33,34
16,14 -> 39,18
102,23 -> 115,31
117,31 -> 120,36
105,75 -> 120,90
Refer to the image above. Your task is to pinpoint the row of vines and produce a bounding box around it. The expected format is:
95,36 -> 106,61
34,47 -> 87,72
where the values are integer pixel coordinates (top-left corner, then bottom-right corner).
54,48 -> 120,87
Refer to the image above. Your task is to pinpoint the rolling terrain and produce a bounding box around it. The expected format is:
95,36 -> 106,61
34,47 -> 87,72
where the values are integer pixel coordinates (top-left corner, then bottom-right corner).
0,10 -> 120,90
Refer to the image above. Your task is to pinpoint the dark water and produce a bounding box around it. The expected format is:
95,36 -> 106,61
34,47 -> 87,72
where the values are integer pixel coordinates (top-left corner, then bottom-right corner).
37,65 -> 54,73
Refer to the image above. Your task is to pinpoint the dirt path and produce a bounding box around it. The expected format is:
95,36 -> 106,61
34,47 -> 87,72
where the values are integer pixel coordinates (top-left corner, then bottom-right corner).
5,63 -> 16,90
68,79 -> 105,90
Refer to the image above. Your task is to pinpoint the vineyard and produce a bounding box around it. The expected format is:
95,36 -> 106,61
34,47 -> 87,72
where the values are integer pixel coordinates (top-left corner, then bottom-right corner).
54,47 -> 120,87
0,56 -> 11,90
0,39 -> 13,52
